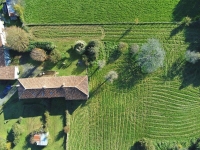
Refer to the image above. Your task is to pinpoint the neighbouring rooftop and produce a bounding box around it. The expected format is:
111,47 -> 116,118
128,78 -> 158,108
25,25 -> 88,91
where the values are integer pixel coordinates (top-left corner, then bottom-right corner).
0,66 -> 19,80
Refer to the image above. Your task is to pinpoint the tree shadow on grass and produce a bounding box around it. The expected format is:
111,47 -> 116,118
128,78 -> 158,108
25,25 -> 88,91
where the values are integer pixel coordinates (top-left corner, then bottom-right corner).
115,54 -> 147,89
55,130 -> 65,141
108,50 -> 122,64
43,47 -> 79,71
162,57 -> 185,81
170,24 -> 184,37
173,0 -> 200,21
6,129 -> 14,148
183,24 -> 200,51
71,65 -> 86,75
66,100 -> 86,115
179,61 -> 200,89
117,26 -> 133,41
3,93 -> 22,120
129,141 -> 142,150
67,47 -> 81,62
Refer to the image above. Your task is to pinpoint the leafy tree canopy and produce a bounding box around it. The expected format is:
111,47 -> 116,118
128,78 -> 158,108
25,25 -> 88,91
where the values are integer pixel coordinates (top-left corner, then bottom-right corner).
137,39 -> 165,73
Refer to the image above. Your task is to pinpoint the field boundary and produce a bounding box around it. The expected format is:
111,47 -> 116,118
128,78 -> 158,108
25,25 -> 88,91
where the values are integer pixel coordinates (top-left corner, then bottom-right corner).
25,22 -> 179,27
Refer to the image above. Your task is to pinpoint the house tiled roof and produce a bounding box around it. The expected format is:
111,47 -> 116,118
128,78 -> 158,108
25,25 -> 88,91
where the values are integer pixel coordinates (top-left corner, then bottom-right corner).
0,47 -> 5,67
0,66 -> 17,80
18,76 -> 89,100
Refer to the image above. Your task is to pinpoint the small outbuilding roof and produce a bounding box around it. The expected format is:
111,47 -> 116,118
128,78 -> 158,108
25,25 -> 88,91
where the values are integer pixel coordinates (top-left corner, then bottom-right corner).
33,132 -> 49,146
6,0 -> 18,20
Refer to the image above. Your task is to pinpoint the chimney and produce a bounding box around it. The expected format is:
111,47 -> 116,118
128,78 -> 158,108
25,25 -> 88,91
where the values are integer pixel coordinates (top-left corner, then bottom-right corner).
61,83 -> 65,87
15,84 -> 20,87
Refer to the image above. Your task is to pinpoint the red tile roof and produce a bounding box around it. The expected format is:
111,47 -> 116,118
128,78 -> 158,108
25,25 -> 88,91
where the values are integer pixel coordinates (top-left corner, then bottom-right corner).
18,76 -> 89,100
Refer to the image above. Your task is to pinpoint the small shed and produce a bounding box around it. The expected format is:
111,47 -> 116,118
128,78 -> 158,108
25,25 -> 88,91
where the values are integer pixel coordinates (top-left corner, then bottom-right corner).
33,132 -> 49,146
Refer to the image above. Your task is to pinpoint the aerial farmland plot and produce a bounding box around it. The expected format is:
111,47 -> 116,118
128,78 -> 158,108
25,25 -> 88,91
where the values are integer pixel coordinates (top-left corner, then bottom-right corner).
24,0 -> 180,24
1,0 -> 200,150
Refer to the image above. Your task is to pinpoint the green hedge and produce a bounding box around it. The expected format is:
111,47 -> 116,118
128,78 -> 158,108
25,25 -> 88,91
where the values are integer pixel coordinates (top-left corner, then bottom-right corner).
27,41 -> 55,51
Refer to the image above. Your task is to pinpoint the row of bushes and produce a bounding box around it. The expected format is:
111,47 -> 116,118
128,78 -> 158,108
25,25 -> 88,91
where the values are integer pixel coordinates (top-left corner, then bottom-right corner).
132,138 -> 200,150
43,111 -> 50,132
74,40 -> 104,62
30,47 -> 61,63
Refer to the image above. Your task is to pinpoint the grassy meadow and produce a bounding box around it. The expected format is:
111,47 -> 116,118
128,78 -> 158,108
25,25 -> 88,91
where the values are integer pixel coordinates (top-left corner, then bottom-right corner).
24,0 -> 181,24
3,0 -> 200,149
25,22 -> 200,149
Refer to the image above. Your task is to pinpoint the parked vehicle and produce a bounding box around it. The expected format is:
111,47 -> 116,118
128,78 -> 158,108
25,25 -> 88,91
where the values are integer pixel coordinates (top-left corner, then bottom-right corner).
2,85 -> 12,96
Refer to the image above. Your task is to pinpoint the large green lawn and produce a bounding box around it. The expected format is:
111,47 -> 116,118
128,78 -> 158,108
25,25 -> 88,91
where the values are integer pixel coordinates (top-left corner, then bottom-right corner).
5,21 -> 197,149
27,23 -> 200,149
7,0 -> 200,149
24,0 -> 181,24
0,94 -> 66,150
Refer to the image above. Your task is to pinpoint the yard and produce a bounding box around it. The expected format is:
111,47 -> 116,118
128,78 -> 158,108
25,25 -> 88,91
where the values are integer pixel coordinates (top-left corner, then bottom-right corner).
27,22 -> 200,149
1,0 -> 200,149
0,94 -> 66,150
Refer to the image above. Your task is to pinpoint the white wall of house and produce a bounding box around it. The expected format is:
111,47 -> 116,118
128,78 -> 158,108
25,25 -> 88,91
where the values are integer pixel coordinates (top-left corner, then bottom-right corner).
0,21 -> 6,45
14,66 -> 19,79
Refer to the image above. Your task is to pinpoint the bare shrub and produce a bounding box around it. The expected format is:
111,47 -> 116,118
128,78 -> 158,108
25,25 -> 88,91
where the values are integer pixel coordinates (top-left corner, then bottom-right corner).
105,71 -> 118,83
118,42 -> 128,52
30,48 -> 47,62
97,60 -> 106,69
130,43 -> 139,55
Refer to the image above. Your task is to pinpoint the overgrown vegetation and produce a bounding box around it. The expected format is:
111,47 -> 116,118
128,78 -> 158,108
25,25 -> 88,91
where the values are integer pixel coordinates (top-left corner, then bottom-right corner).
27,41 -> 55,52
134,138 -> 155,150
11,123 -> 24,145
0,139 -> 7,150
6,26 -> 29,52
43,110 -> 50,132
85,40 -> 103,62
49,49 -> 62,63
14,4 -> 25,23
